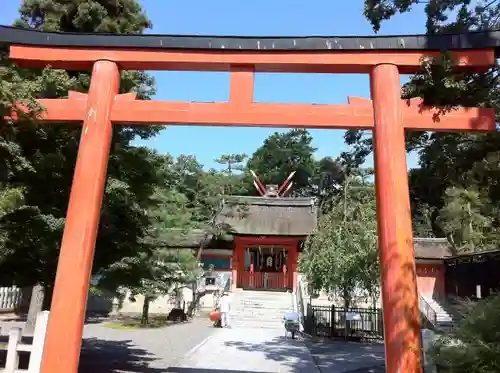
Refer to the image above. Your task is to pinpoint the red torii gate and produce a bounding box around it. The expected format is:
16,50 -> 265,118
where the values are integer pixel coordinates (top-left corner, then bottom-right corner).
1,25 -> 497,373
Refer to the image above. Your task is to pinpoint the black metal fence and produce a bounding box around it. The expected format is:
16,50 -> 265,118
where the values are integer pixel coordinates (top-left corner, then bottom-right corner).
304,304 -> 384,341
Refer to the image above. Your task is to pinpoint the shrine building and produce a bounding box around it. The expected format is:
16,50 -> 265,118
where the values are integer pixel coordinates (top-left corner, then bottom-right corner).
170,191 -> 500,299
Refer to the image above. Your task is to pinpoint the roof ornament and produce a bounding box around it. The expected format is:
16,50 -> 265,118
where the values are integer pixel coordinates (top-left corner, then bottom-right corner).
250,170 -> 296,197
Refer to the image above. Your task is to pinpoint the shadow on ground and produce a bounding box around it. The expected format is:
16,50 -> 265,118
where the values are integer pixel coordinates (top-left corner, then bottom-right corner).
0,337 -> 164,373
78,338 -> 164,373
166,367 -> 385,373
308,340 -> 385,373
167,369 -> 303,373
225,336 -> 385,373
225,335 -> 314,372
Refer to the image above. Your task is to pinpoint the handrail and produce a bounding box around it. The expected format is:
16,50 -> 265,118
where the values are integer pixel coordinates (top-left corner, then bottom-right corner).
419,295 -> 438,327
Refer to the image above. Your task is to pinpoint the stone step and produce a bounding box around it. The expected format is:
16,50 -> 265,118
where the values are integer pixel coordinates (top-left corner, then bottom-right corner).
234,299 -> 292,303
231,290 -> 293,330
233,314 -> 288,319
234,305 -> 292,309
233,306 -> 291,310
235,300 -> 291,302
231,322 -> 284,330
234,306 -> 288,310
233,302 -> 290,306
231,315 -> 284,320
234,310 -> 291,313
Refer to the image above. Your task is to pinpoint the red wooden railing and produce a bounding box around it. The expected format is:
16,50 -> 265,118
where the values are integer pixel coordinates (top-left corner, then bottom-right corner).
239,271 -> 291,290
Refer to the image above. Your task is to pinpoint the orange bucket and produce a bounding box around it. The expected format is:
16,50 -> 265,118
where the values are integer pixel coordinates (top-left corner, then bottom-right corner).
209,311 -> 220,321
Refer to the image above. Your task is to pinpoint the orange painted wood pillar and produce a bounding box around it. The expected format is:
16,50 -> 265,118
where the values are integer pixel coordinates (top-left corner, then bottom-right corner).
288,243 -> 298,291
232,237 -> 241,290
40,60 -> 120,373
370,64 -> 423,373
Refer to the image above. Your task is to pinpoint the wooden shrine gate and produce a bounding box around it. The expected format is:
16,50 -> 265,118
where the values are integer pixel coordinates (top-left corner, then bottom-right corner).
0,25 -> 497,373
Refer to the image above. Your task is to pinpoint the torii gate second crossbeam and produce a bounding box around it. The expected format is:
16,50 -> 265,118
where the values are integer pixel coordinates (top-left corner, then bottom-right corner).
1,25 -> 497,373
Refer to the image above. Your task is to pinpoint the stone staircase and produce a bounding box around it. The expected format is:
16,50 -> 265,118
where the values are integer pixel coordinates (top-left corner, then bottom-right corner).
230,290 -> 294,329
421,295 -> 459,330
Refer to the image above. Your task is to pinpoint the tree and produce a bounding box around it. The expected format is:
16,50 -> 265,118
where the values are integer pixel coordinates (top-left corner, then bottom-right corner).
345,0 -> 500,242
299,169 -> 379,308
127,248 -> 199,325
96,181 -> 201,322
215,153 -> 247,176
128,184 -> 200,324
437,187 -> 493,252
428,294 -> 500,373
0,0 -> 163,311
246,129 -> 317,196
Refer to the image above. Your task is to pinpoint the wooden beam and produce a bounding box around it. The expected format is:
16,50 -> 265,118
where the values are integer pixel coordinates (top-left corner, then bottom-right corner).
109,100 -> 496,132
347,96 -> 497,131
229,66 -> 254,104
7,96 -> 496,132
10,45 -> 495,74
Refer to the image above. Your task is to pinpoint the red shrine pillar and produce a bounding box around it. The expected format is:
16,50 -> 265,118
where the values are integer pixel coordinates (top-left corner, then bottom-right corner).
41,61 -> 120,373
370,64 -> 423,373
232,237 -> 243,291
288,242 -> 298,292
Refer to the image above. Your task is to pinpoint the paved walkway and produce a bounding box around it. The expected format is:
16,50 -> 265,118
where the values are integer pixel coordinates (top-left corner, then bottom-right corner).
2,317 -> 386,372
169,327 -> 386,373
307,340 -> 385,373
79,318 -> 216,372
171,327 -> 319,373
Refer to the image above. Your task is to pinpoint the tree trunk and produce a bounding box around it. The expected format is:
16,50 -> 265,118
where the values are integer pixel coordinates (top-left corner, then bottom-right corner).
467,202 -> 474,249
16,286 -> 32,315
342,178 -> 349,224
42,285 -> 53,311
446,232 -> 458,255
187,288 -> 206,317
343,287 -> 351,309
141,296 -> 150,325
25,284 -> 45,334
343,288 -> 351,341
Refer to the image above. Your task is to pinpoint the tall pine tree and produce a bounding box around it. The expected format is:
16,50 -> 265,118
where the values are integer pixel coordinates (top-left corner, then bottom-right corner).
0,0 -> 163,310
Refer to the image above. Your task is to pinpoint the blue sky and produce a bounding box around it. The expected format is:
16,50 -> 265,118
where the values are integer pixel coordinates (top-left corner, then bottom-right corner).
1,0 -> 427,170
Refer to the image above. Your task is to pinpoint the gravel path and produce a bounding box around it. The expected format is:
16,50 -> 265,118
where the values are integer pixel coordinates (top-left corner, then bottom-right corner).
79,317 -> 215,373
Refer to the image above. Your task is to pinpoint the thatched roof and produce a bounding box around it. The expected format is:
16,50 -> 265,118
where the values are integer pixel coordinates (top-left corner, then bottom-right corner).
414,238 -> 454,259
215,196 -> 317,236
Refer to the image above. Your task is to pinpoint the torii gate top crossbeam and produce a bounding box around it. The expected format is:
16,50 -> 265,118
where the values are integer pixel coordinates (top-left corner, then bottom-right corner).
2,24 -> 498,373
0,25 -> 497,73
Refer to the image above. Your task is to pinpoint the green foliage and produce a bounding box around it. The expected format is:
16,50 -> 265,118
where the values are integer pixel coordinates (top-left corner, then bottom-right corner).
246,129 -> 318,196
349,1 -> 500,248
215,153 -> 247,175
438,187 -> 495,252
126,247 -> 200,325
299,170 -> 379,306
0,0 -> 161,292
128,248 -> 200,300
0,187 -> 25,217
429,295 -> 500,373
244,129 -> 345,202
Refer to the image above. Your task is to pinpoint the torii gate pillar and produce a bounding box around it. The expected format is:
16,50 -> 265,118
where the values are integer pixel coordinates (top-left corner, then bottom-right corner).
371,64 -> 422,373
40,60 -> 120,373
